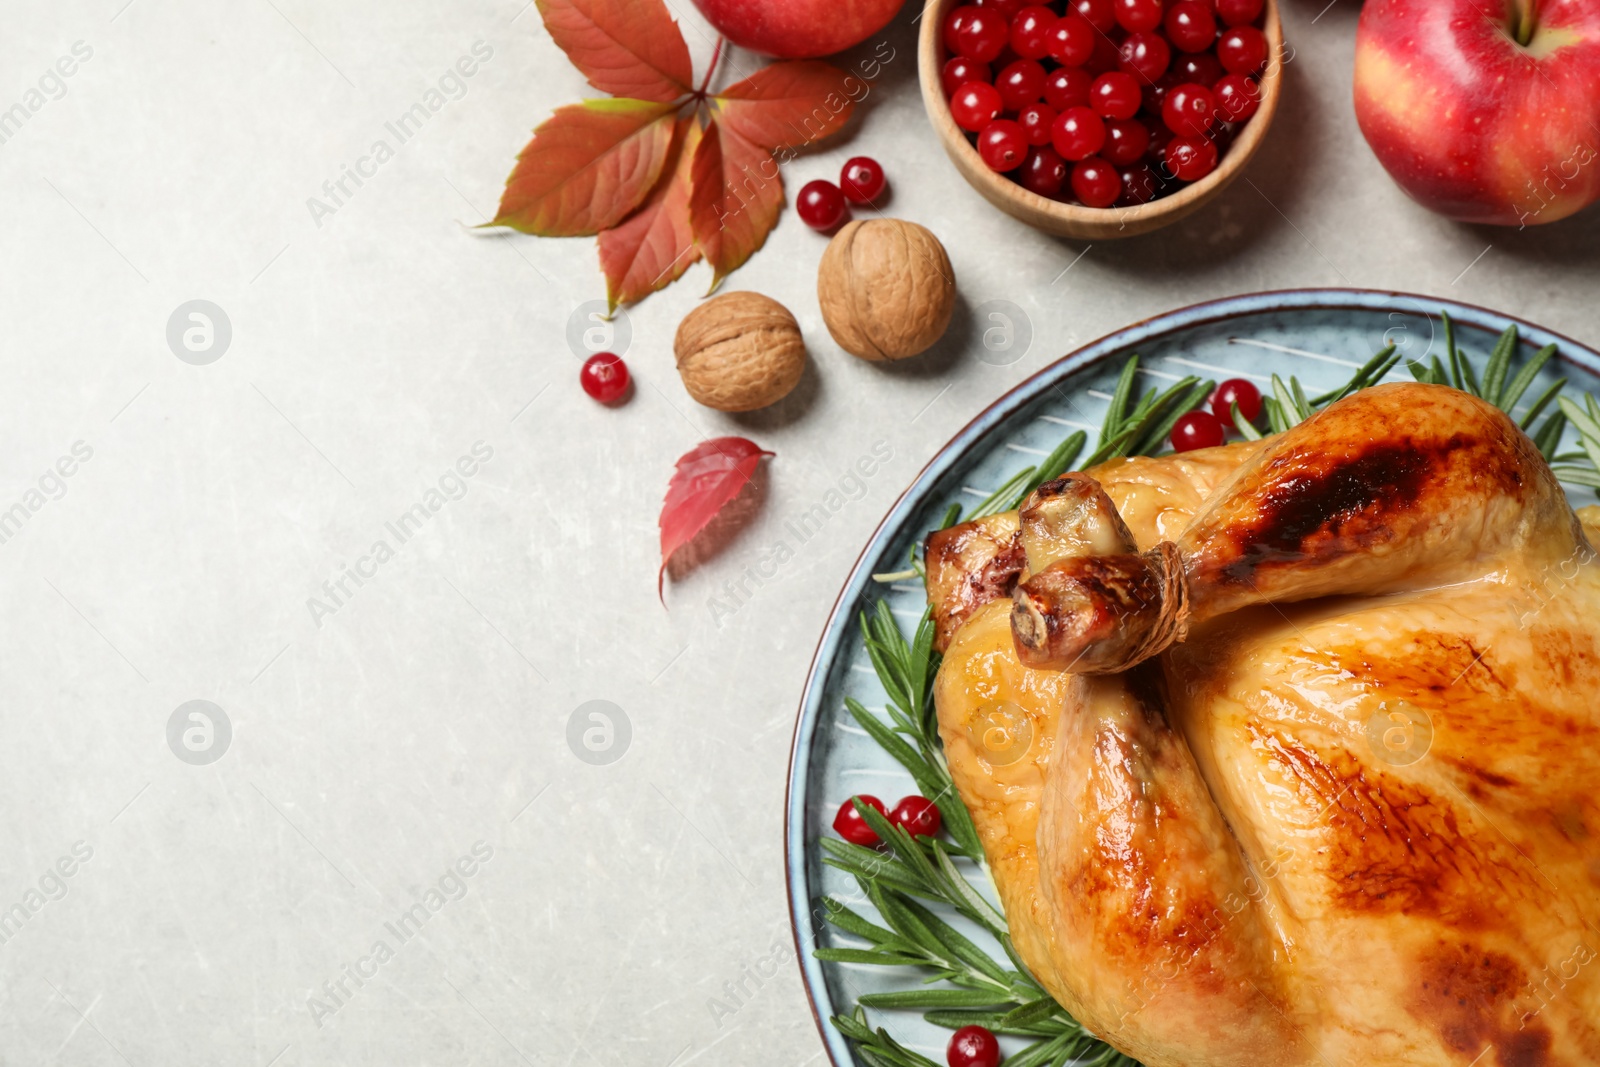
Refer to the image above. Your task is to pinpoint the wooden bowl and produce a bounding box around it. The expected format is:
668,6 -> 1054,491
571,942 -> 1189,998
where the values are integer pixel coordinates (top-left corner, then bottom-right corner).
917,0 -> 1283,239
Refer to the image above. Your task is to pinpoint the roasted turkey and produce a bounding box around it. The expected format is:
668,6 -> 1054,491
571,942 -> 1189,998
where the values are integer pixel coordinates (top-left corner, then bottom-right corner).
926,382 -> 1600,1067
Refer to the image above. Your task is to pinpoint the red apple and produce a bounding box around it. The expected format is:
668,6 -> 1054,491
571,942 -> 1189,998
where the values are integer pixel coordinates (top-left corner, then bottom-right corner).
690,0 -> 906,59
1354,0 -> 1600,226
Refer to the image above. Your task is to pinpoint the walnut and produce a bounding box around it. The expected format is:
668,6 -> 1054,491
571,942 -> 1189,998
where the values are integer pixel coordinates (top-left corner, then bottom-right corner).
816,219 -> 956,361
673,291 -> 807,411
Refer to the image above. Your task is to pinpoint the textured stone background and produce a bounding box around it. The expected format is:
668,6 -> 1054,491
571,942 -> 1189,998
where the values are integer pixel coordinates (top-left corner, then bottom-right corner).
1,0 -> 1597,1064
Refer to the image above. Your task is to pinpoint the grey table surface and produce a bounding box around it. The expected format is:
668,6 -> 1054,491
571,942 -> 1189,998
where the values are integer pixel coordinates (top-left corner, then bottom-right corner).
2,0 -> 1598,1064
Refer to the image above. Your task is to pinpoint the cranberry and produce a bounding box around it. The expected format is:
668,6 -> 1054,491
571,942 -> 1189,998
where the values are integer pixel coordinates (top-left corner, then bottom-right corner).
1172,51 -> 1224,86
1070,156 -> 1121,207
1144,120 -> 1173,164
1119,31 -> 1172,83
976,0 -> 1026,15
1072,0 -> 1117,32
1043,66 -> 1093,110
839,157 -> 887,206
1017,102 -> 1058,145
1047,13 -> 1096,67
1089,71 -> 1142,120
1085,33 -> 1122,73
1214,0 -> 1263,26
1113,0 -> 1164,32
580,353 -> 629,403
950,81 -> 1004,131
1171,410 -> 1226,451
1116,163 -> 1159,204
1212,73 -> 1260,122
1101,116 -> 1151,165
1165,0 -> 1217,51
1162,82 -> 1215,138
1010,5 -> 1059,60
945,5 -> 1008,62
996,58 -> 1048,110
978,119 -> 1030,171
1018,145 -> 1069,196
890,796 -> 943,837
833,795 -> 888,846
942,56 -> 991,97
1217,25 -> 1268,74
1051,105 -> 1106,160
1164,135 -> 1218,180
1211,378 -> 1262,422
947,1025 -> 1002,1067
796,179 -> 847,230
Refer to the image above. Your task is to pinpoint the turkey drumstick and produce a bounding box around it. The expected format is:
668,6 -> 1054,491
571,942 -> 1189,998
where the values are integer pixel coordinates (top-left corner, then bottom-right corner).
1012,382 -> 1591,672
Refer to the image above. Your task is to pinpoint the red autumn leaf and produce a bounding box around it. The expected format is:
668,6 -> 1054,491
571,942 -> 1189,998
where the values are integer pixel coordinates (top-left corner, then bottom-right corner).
535,0 -> 694,104
598,116 -> 701,312
659,436 -> 774,599
712,62 -> 859,150
688,121 -> 785,287
491,98 -> 677,236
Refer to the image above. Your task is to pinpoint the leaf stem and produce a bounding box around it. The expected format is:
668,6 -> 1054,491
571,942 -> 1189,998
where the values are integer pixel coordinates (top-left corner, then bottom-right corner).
697,37 -> 725,98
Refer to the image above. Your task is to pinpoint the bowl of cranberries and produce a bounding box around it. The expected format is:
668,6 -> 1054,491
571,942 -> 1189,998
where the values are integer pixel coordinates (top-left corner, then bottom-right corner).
918,0 -> 1282,238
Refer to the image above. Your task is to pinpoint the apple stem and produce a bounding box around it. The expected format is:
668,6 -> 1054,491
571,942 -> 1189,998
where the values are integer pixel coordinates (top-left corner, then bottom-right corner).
1511,0 -> 1536,45
697,38 -> 725,97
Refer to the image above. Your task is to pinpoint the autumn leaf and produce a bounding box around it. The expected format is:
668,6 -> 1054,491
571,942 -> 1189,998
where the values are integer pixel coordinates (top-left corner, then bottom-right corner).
659,436 -> 774,600
688,121 -> 785,288
491,98 -> 677,236
535,0 -> 693,104
598,117 -> 701,312
712,62 -> 859,150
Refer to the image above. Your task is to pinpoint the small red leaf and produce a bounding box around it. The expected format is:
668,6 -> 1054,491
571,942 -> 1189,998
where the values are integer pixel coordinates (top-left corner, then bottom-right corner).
688,121 -> 785,287
712,62 -> 859,150
659,436 -> 774,599
536,0 -> 694,104
597,117 -> 701,311
492,98 -> 677,237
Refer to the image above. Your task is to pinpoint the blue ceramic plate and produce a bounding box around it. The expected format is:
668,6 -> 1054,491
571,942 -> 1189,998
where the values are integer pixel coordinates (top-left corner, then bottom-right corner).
785,289 -> 1600,1066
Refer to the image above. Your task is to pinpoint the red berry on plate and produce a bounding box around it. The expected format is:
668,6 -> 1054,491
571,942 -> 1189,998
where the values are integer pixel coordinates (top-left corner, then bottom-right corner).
1162,81 -> 1215,138
948,1025 -> 1002,1067
1116,162 -> 1159,204
840,157 -> 887,205
1071,156 -> 1121,207
1010,5 -> 1059,60
1217,24 -> 1268,74
1051,105 -> 1106,161
1212,377 -> 1262,422
1018,144 -> 1069,196
978,119 -> 1030,171
1046,13 -> 1096,67
1017,102 -> 1058,145
1214,0 -> 1262,26
1113,0 -> 1164,33
1089,71 -> 1142,120
996,58 -> 1048,110
580,353 -> 629,403
890,795 -> 943,837
1119,31 -> 1172,83
1071,0 -> 1116,33
942,56 -> 991,97
951,81 -> 1004,131
946,5 -> 1009,62
1164,134 -> 1219,180
1171,410 -> 1226,451
797,179 -> 848,230
1102,116 -> 1151,165
1212,73 -> 1260,122
833,795 -> 888,846
1172,50 -> 1224,87
976,0 -> 1026,15
1043,66 -> 1094,110
1165,0 -> 1218,51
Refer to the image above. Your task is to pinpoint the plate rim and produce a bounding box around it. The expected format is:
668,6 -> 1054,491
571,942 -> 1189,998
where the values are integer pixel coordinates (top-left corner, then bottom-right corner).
782,286 -> 1600,1067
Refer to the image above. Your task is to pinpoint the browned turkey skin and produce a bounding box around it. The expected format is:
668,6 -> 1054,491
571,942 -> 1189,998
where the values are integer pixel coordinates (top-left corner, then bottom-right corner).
927,383 -> 1600,1067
